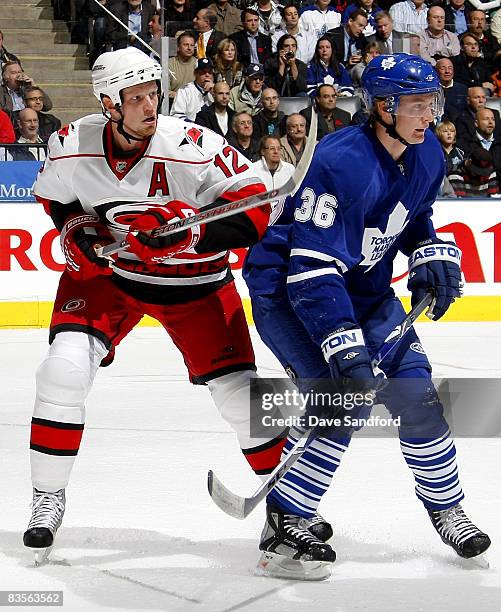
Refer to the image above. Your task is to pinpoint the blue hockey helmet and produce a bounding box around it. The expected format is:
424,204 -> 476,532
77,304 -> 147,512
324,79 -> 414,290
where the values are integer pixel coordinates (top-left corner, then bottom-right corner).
361,53 -> 443,117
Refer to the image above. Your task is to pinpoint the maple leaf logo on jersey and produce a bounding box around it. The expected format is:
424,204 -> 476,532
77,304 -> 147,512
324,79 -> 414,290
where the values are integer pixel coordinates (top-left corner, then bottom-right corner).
360,201 -> 409,271
180,126 -> 204,150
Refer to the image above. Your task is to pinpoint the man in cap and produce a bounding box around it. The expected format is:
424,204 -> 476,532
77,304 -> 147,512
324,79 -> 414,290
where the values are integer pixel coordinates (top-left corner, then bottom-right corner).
229,62 -> 265,115
170,57 -> 215,120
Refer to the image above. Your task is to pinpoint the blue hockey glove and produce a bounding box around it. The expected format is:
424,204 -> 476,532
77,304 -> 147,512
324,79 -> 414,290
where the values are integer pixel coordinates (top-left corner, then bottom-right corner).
407,239 -> 463,321
322,327 -> 385,390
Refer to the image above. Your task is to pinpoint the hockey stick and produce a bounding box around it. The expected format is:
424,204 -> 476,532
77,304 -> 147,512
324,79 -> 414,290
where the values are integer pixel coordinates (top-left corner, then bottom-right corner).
207,292 -> 434,519
96,110 -> 318,258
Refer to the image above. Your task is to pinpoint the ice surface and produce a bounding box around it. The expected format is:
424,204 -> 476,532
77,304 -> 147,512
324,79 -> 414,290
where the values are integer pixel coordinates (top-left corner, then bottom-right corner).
1,323 -> 500,611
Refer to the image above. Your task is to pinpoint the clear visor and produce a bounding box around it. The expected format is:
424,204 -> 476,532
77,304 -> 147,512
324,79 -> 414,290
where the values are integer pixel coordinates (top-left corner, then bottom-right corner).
382,90 -> 445,119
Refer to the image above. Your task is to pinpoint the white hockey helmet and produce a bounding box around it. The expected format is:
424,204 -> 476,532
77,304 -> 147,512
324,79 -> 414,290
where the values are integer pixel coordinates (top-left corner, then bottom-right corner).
91,47 -> 163,109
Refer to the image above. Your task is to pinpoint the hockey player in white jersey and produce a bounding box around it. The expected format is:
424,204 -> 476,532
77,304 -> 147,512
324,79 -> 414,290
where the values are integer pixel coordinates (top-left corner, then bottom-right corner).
22,47 -> 327,564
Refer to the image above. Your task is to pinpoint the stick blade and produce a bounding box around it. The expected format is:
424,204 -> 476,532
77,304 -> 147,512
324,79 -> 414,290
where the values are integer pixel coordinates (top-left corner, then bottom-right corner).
207,470 -> 246,519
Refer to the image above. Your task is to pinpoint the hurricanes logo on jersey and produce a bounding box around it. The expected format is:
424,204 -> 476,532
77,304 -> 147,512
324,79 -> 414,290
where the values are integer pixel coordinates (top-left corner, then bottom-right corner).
181,126 -> 204,150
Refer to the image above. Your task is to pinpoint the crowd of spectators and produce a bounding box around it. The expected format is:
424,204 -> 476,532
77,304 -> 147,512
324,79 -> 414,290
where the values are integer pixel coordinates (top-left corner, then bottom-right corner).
5,1 -> 501,197
0,28 -> 61,160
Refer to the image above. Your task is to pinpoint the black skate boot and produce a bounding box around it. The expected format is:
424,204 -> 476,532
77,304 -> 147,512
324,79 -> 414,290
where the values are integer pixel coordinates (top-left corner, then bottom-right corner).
23,488 -> 66,566
428,503 -> 491,559
300,512 -> 333,542
257,504 -> 336,580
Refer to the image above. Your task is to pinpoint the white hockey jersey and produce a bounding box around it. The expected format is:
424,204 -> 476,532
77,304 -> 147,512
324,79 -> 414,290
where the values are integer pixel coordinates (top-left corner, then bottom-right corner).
34,113 -> 266,303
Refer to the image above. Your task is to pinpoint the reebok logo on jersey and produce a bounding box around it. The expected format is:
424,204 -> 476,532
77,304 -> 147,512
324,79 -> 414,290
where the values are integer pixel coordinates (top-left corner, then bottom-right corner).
410,342 -> 425,354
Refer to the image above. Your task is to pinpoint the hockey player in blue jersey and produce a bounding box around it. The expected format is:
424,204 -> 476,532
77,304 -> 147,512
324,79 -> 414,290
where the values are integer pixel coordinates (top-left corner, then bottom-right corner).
243,54 -> 491,580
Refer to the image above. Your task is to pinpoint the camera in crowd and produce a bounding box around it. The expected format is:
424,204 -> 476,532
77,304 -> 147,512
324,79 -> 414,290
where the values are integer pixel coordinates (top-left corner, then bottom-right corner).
284,51 -> 295,61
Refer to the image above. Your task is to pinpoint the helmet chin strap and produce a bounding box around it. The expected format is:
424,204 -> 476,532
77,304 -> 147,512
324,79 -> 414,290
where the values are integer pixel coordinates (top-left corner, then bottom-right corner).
374,112 -> 413,148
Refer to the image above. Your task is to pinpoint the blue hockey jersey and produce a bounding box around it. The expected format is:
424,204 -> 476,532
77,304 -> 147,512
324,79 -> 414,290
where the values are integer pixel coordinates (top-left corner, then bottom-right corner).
244,123 -> 445,346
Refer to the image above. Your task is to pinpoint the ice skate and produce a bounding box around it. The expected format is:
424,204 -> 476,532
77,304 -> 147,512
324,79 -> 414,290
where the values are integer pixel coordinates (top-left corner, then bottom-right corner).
23,488 -> 65,566
428,503 -> 491,565
299,512 -> 333,542
256,505 -> 336,580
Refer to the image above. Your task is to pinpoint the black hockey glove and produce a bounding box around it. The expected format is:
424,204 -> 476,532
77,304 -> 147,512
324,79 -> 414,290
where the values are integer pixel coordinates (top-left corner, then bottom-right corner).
407,239 -> 463,321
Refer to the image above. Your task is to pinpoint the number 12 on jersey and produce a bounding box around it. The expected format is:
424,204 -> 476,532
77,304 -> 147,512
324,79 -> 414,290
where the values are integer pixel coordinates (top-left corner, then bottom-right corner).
295,187 -> 337,228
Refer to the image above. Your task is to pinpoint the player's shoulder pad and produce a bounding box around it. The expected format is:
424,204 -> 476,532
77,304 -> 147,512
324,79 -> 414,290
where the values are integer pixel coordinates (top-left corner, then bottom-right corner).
156,114 -> 226,161
46,113 -> 105,157
312,126 -> 378,199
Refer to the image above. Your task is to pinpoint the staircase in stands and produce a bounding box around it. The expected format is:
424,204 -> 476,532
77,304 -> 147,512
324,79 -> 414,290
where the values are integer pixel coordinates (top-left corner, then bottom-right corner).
1,0 -> 101,126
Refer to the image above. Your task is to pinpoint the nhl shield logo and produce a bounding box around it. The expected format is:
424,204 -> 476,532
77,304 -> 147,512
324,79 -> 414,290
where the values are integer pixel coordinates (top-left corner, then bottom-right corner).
116,161 -> 127,173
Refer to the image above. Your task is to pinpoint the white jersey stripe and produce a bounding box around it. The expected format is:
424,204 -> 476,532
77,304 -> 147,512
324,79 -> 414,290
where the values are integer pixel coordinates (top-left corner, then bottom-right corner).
287,268 -> 341,284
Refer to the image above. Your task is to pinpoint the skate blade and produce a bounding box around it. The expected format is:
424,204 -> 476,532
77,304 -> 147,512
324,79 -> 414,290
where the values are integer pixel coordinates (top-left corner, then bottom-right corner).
459,553 -> 490,569
28,546 -> 53,567
255,552 -> 332,581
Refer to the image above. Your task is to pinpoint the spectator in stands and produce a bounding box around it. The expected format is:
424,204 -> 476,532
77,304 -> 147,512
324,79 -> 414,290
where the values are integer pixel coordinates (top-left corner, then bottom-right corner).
490,51 -> 501,96
0,30 -> 20,71
168,32 -> 197,100
193,8 -> 226,59
208,0 -> 242,37
106,0 -> 157,51
455,86 -> 501,145
6,108 -> 46,162
349,41 -> 380,89
367,11 -> 408,54
248,0 -> 284,37
280,112 -> 307,165
170,57 -> 214,120
252,135 -> 295,191
306,36 -> 354,96
435,120 -> 465,173
444,0 -> 471,36
87,0 -> 109,66
213,38 -> 243,88
449,146 -> 499,197
467,10 -> 500,69
0,62 -> 52,116
272,5 -> 317,64
230,9 -> 272,67
227,111 -> 260,160
0,108 -> 15,144
491,8 -> 501,46
417,5 -> 460,66
229,62 -> 264,115
327,8 -> 368,67
458,106 -> 500,156
342,0 -> 382,38
23,86 -> 61,143
300,0 -> 341,40
452,33 -> 494,92
195,81 -> 234,137
435,56 -> 468,121
264,34 -> 308,96
252,87 -> 286,139
301,83 -> 351,140
389,0 -> 428,35
163,0 -> 195,36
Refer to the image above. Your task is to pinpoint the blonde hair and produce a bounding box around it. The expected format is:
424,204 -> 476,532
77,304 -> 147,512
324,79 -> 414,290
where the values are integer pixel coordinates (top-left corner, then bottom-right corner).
213,38 -> 242,79
435,120 -> 456,137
